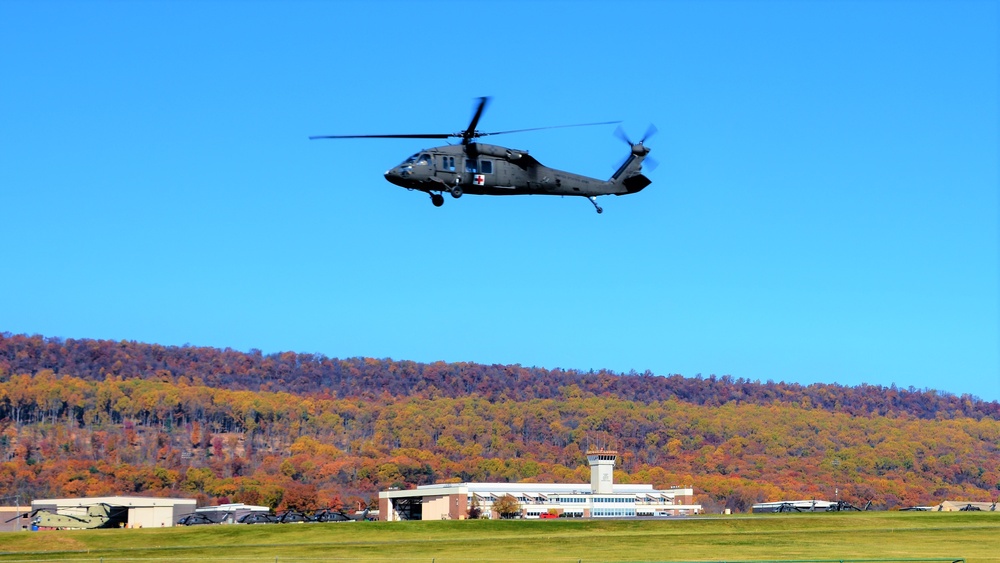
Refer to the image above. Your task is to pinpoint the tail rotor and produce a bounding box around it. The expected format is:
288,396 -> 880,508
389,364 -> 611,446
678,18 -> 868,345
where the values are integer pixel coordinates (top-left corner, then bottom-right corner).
614,124 -> 659,171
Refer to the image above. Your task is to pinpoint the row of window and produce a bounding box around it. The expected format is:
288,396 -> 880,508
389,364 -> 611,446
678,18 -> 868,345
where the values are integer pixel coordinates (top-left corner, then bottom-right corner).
465,159 -> 493,174
469,495 -> 640,504
514,496 -> 586,504
477,496 -> 637,505
475,496 -> 649,505
593,509 -> 637,517
407,153 -> 494,174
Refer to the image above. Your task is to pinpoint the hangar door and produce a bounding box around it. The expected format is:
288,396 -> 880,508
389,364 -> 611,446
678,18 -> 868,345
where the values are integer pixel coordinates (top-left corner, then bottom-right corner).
129,506 -> 176,528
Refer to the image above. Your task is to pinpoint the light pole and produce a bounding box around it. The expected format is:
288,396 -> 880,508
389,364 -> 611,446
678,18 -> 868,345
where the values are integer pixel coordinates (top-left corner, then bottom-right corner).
2,496 -> 24,531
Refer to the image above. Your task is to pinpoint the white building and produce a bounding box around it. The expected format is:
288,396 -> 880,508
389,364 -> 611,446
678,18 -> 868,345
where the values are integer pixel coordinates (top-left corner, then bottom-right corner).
191,503 -> 271,524
378,450 -> 701,521
932,501 -> 997,512
751,500 -> 837,513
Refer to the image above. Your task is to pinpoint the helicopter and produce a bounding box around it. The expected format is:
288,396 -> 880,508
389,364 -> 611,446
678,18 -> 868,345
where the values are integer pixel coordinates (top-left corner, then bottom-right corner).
6,503 -> 129,530
310,97 -> 656,213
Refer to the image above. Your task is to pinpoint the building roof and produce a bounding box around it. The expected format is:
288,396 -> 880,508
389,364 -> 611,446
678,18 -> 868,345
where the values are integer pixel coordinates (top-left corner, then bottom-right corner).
752,500 -> 837,509
383,482 -> 695,502
935,501 -> 997,511
32,496 -> 195,508
414,482 -> 693,494
195,503 -> 269,513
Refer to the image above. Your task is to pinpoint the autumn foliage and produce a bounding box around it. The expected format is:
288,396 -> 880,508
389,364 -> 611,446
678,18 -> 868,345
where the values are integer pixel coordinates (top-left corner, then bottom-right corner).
1,332 -> 998,512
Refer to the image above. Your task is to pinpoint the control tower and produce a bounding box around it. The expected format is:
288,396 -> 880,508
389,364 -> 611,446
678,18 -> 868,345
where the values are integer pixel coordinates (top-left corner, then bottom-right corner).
586,450 -> 618,494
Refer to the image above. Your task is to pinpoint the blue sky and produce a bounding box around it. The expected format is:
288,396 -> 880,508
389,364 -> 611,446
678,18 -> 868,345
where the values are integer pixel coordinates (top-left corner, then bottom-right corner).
2,1 -> 997,401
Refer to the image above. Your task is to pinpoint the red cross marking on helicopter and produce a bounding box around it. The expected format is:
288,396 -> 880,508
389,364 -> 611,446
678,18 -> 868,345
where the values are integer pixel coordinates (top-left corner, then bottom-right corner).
474,174 -> 485,186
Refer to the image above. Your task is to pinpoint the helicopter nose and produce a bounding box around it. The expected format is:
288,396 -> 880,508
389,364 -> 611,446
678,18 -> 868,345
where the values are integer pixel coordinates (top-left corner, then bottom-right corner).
384,169 -> 406,187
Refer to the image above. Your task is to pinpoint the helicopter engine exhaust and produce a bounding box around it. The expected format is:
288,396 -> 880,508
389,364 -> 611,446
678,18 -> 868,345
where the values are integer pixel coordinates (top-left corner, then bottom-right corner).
470,143 -> 525,161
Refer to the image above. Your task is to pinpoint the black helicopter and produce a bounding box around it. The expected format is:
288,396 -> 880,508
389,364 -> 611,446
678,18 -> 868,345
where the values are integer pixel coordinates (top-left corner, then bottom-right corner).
310,97 -> 655,213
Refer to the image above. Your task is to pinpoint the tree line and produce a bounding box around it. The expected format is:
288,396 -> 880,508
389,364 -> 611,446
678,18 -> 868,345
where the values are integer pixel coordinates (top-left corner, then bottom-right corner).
2,333 -> 996,420
1,364 -> 998,513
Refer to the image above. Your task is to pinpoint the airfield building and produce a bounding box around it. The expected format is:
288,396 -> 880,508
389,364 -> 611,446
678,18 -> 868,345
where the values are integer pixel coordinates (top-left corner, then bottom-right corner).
751,500 -> 838,513
378,450 -> 701,521
31,496 -> 196,528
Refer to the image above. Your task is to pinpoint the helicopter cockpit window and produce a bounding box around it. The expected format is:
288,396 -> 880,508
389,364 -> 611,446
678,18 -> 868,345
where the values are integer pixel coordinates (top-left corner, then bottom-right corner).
465,159 -> 478,173
480,160 -> 493,174
416,153 -> 431,165
403,153 -> 419,164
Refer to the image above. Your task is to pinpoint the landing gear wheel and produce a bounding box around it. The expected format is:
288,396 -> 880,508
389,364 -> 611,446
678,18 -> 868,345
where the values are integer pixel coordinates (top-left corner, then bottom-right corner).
587,196 -> 603,214
430,193 -> 444,207
450,186 -> 463,198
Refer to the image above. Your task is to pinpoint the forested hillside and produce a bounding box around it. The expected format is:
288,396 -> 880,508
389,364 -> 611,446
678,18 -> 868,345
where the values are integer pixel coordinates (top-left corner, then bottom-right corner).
1,333 -> 998,512
3,334 -> 996,418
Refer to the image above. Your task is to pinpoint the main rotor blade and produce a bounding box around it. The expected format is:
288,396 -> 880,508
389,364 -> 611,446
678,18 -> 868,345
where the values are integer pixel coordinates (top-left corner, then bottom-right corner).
482,120 -> 622,138
308,133 -> 452,140
462,96 -> 490,144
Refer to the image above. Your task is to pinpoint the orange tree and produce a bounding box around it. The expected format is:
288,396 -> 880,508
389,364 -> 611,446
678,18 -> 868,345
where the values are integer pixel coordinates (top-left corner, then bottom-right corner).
491,494 -> 521,519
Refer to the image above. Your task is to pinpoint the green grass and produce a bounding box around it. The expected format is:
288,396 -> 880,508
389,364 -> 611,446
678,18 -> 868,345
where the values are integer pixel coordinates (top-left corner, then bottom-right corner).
0,512 -> 996,563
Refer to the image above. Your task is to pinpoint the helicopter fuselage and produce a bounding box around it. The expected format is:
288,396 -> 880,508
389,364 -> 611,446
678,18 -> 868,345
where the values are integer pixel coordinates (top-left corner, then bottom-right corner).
384,142 -> 643,199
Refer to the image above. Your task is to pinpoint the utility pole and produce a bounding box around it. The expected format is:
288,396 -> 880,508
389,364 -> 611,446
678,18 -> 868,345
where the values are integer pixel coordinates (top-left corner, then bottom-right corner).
1,495 -> 24,531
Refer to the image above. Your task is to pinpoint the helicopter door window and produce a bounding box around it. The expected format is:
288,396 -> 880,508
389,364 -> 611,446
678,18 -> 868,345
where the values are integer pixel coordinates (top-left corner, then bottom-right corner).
443,156 -> 455,171
465,159 -> 478,173
416,153 -> 431,165
480,160 -> 493,174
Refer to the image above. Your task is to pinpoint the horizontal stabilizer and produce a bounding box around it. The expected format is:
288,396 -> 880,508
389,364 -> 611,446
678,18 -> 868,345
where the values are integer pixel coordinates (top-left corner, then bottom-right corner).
623,174 -> 651,193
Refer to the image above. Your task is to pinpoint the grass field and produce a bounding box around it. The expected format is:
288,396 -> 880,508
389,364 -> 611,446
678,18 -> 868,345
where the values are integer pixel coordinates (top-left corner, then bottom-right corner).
0,512 -> 996,563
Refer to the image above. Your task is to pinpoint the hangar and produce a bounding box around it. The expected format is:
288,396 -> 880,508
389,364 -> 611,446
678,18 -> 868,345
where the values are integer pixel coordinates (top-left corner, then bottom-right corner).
378,450 -> 701,521
751,500 -> 838,513
31,496 -> 196,528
